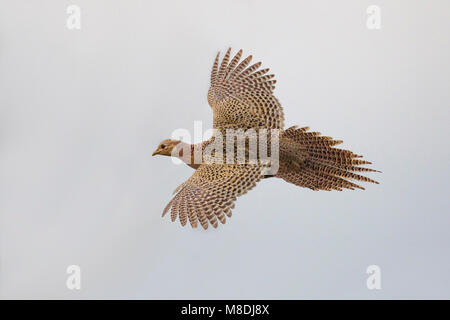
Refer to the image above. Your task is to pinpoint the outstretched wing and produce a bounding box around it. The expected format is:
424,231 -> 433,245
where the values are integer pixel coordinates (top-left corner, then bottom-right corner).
208,48 -> 285,130
162,163 -> 264,229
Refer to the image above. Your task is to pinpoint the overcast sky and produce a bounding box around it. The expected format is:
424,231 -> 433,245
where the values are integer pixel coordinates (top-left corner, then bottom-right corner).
1,0 -> 449,299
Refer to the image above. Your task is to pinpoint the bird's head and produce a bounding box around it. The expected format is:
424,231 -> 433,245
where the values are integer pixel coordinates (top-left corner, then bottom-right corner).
152,139 -> 181,157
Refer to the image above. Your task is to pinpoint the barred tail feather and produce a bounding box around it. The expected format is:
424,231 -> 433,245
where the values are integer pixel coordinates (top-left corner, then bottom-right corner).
279,126 -> 380,191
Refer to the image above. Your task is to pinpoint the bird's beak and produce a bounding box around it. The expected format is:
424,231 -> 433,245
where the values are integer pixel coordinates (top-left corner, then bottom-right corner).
152,149 -> 159,156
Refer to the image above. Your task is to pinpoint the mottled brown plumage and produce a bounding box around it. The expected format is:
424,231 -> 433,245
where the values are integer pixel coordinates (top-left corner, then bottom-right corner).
153,49 -> 379,229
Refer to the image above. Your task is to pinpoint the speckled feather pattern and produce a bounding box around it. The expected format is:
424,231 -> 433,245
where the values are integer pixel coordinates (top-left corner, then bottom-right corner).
161,49 -> 379,229
208,48 -> 284,130
163,164 -> 264,229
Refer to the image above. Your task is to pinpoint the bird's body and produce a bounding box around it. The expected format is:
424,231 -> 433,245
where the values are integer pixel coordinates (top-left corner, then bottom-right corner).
153,49 -> 379,229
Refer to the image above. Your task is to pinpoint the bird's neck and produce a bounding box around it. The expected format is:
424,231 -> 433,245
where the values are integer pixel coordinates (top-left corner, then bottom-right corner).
174,142 -> 203,169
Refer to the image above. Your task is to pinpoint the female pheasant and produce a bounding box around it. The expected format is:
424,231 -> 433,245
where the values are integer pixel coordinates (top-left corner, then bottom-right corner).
152,48 -> 379,229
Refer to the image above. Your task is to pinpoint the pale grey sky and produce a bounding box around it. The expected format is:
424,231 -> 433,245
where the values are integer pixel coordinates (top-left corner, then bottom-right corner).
1,0 -> 449,299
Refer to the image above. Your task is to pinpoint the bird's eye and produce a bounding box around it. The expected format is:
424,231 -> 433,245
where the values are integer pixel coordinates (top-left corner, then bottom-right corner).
161,144 -> 166,149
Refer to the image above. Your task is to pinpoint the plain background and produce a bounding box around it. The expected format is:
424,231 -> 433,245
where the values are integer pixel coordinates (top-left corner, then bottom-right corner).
1,0 -> 449,299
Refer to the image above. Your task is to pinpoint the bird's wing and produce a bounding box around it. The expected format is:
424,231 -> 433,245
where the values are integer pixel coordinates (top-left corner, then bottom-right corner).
162,163 -> 264,229
208,48 -> 285,130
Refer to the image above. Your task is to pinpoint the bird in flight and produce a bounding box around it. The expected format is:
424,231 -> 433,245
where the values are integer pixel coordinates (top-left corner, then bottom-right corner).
153,48 -> 379,229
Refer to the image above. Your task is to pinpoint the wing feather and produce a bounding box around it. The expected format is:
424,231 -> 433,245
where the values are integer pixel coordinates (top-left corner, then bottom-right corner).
162,164 -> 264,229
208,48 -> 284,130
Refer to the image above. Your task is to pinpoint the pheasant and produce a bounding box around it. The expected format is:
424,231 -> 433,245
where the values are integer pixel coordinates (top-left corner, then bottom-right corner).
152,48 -> 379,229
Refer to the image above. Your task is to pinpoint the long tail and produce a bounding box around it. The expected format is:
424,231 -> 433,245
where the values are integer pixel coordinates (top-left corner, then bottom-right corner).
277,126 -> 380,191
